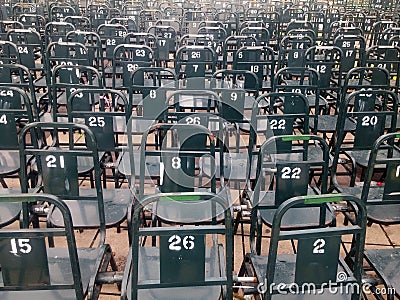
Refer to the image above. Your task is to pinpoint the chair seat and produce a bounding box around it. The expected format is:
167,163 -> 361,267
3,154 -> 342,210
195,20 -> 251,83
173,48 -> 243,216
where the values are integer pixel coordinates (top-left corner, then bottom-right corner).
0,247 -> 105,300
124,246 -> 223,300
0,189 -> 38,227
347,148 -> 400,169
152,187 -> 230,224
48,188 -> 132,228
251,190 -> 334,228
0,150 -> 20,175
117,150 -> 161,178
247,253 -> 352,299
364,248 -> 400,297
309,115 -> 356,133
337,186 -> 400,224
200,152 -> 258,180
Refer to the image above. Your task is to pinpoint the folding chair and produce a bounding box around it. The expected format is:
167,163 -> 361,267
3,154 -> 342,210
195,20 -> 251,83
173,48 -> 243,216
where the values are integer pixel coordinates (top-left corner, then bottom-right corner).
240,194 -> 366,300
19,122 -> 133,229
233,45 -> 276,94
330,89 -> 398,188
0,193 -> 117,300
249,134 -> 333,253
120,191 -> 233,300
0,86 -> 36,227
222,35 -> 258,69
175,45 -> 217,89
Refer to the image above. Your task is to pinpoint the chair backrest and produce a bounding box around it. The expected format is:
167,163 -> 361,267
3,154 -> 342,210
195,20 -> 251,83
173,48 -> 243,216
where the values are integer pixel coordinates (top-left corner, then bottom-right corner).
18,14 -> 46,31
7,28 -> 44,70
113,44 -> 154,90
255,194 -> 366,299
239,26 -> 270,46
0,193 -> 86,298
222,35 -> 258,69
66,30 -> 104,72
19,122 -> 107,238
138,123 -> 216,196
361,132 -> 400,212
233,45 -> 275,92
332,89 -> 398,154
129,191 -> 233,299
305,45 -> 343,109
44,21 -> 76,46
0,63 -> 39,117
0,86 -> 34,151
50,5 -> 76,22
67,88 -> 131,152
253,134 -> 329,207
365,45 -> 400,93
64,15 -> 91,31
278,35 -> 314,69
333,34 -> 366,74
175,45 -> 217,88
50,64 -> 103,122
97,23 -> 128,61
341,66 -> 391,95
130,67 -> 176,118
0,40 -> 19,64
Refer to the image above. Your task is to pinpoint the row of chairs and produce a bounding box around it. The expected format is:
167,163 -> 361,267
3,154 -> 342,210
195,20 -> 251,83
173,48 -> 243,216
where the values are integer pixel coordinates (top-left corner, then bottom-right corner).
0,0 -> 399,299
0,81 -> 399,298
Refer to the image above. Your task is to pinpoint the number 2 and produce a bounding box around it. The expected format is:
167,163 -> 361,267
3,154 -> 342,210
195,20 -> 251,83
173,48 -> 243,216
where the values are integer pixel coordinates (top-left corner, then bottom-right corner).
312,238 -> 325,254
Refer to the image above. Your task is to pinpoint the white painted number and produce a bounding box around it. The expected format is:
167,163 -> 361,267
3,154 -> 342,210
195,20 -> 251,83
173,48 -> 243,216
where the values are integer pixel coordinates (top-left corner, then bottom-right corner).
171,156 -> 181,169
0,114 -> 7,124
10,238 -> 32,256
270,119 -> 285,130
45,155 -> 65,168
230,92 -> 237,101
281,166 -> 301,179
135,49 -> 145,57
168,235 -> 195,251
186,116 -> 200,124
88,116 -> 105,127
361,115 -> 378,126
312,238 -> 325,254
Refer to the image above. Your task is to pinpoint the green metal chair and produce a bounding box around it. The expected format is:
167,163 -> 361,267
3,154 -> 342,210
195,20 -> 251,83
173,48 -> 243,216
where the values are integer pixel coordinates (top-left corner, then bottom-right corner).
65,31 -> 104,78
67,88 -> 132,188
0,64 -> 40,119
148,25 -> 177,67
240,194 -> 366,300
120,191 -> 233,300
0,40 -> 19,64
222,35 -> 258,69
250,134 -> 333,253
49,64 -> 102,123
44,21 -> 76,47
6,28 -> 45,76
278,35 -> 314,70
273,67 -> 327,134
333,34 -> 366,76
233,45 -> 276,95
111,44 -> 154,91
175,45 -> 217,89
305,45 -> 344,134
0,86 -> 36,227
332,132 -> 400,224
19,122 -> 132,229
115,67 -> 176,188
330,89 -> 398,187
0,193 -> 117,300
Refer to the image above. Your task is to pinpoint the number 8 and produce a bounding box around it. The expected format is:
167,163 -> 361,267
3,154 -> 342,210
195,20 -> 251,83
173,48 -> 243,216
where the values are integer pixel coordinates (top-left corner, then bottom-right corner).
172,157 -> 181,169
